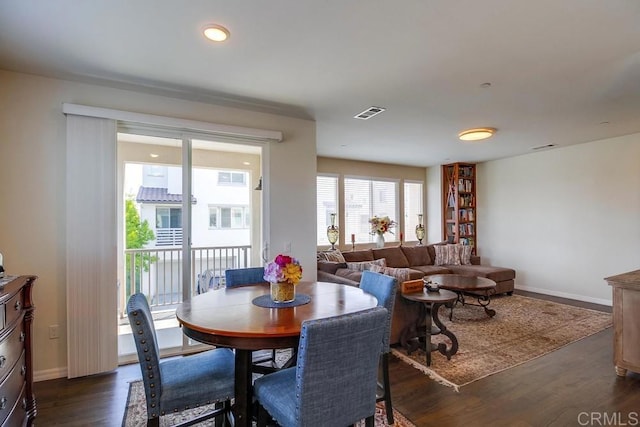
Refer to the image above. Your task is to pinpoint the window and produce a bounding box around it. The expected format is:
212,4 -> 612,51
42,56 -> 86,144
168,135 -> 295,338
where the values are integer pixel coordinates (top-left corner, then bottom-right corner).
404,181 -> 424,241
155,207 -> 183,246
217,171 -> 246,185
344,177 -> 398,244
209,206 -> 250,229
316,175 -> 338,245
156,207 -> 182,229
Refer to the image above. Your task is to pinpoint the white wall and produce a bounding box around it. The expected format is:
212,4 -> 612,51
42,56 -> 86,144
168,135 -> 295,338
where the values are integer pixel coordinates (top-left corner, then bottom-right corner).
426,166 -> 442,244
0,69 -> 317,378
478,134 -> 640,305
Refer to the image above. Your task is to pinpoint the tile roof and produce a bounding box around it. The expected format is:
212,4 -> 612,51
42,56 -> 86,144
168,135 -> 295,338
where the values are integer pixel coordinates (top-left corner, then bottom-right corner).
135,187 -> 197,204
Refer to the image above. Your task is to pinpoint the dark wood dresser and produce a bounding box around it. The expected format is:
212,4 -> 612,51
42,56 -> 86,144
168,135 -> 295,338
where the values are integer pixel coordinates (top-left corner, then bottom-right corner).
0,275 -> 36,426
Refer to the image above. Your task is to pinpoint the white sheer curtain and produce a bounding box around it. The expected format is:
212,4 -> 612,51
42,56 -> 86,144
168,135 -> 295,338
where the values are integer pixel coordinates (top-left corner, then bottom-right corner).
65,114 -> 118,378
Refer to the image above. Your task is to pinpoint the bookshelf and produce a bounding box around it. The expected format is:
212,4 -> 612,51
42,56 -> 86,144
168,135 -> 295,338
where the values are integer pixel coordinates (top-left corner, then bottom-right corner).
442,162 -> 477,253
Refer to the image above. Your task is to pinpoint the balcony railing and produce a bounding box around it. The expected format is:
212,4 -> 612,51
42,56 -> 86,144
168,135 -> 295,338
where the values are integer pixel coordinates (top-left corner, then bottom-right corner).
120,244 -> 252,317
155,228 -> 183,246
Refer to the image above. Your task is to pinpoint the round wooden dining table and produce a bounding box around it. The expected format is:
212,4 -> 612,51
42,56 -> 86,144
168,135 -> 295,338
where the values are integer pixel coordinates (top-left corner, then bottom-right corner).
175,281 -> 378,427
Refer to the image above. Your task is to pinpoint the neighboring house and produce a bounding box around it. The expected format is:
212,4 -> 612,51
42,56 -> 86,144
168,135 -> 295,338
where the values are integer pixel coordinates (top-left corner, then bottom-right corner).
131,164 -> 253,296
134,164 -> 251,249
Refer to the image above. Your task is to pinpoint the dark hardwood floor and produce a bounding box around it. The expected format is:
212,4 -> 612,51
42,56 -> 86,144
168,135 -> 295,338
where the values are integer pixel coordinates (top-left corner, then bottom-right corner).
34,291 -> 640,426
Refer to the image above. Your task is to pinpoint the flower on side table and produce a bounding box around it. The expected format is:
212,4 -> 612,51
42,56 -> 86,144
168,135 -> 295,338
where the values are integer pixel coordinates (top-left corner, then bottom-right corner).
264,254 -> 303,303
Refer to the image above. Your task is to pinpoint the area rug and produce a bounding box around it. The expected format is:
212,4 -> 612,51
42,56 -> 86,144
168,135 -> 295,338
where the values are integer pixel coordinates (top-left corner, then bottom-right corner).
391,294 -> 612,391
123,380 -> 415,426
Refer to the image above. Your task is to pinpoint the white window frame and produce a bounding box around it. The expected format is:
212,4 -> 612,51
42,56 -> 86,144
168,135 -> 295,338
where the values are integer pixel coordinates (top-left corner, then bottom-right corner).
217,171 -> 247,186
156,206 -> 183,229
209,205 -> 250,229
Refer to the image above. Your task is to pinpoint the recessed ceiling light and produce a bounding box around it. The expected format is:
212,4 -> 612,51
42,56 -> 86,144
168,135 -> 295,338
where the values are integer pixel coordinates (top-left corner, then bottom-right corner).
242,161 -> 250,165
458,127 -> 496,141
150,153 -> 159,158
203,24 -> 230,42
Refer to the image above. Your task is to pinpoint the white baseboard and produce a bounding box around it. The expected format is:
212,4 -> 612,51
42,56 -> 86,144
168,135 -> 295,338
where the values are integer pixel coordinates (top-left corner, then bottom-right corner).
34,367 -> 68,382
516,285 -> 612,307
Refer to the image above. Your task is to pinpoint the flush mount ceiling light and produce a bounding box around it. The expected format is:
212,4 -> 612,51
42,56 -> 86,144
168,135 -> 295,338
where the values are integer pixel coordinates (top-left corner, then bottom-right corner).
203,24 -> 230,42
458,127 -> 496,141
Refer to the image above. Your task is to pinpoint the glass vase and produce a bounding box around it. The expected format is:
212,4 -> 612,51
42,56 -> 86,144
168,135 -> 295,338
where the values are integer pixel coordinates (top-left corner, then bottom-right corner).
415,214 -> 426,245
271,282 -> 295,303
375,233 -> 385,249
326,213 -> 339,250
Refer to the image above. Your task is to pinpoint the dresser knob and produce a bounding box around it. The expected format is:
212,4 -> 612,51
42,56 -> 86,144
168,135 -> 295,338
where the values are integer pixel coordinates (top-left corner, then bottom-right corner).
0,356 -> 5,369
21,365 -> 26,376
21,398 -> 26,409
19,332 -> 25,342
0,397 -> 7,410
14,300 -> 21,311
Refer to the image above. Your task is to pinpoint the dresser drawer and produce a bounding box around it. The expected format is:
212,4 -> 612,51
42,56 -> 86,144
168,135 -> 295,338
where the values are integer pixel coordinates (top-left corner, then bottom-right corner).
0,352 -> 25,426
3,291 -> 23,330
1,384 -> 25,427
0,324 -> 24,385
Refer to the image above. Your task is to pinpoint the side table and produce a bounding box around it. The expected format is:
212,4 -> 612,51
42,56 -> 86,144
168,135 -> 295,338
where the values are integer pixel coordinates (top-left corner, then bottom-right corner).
426,274 -> 497,320
401,288 -> 459,366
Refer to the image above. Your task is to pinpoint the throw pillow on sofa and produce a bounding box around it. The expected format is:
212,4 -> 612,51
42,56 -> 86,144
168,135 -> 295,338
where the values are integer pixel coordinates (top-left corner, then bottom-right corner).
346,258 -> 387,271
317,249 -> 346,263
434,244 -> 462,265
459,244 -> 472,265
369,264 -> 411,282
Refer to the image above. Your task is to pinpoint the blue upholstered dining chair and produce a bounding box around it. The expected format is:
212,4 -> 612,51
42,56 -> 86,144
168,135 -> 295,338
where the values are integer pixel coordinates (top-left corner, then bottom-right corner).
127,293 -> 234,427
253,306 -> 388,427
224,266 -> 267,287
359,270 -> 398,425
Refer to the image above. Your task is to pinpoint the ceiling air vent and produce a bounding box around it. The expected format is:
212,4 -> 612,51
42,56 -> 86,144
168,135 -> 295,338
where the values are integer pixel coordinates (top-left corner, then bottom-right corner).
354,106 -> 386,120
531,144 -> 556,151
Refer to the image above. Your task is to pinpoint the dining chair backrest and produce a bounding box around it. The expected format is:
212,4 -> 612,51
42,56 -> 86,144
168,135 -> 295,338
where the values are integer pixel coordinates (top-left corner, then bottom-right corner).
359,270 -> 397,353
128,292 -> 235,425
225,267 -> 266,288
127,293 -> 163,409
294,306 -> 387,426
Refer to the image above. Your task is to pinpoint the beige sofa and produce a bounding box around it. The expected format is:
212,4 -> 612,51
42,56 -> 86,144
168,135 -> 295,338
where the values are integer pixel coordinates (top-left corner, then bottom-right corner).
317,244 -> 516,345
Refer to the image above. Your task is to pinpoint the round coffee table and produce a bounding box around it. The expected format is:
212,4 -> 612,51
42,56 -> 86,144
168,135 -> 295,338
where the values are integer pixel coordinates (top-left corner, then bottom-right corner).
401,288 -> 459,367
426,274 -> 497,319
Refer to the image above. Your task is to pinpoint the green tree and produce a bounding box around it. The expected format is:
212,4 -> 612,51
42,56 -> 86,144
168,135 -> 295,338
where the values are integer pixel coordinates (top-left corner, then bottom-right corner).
125,199 -> 156,294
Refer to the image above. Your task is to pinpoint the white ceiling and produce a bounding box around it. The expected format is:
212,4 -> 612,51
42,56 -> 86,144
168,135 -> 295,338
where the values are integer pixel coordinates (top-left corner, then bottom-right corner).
1,0 -> 639,167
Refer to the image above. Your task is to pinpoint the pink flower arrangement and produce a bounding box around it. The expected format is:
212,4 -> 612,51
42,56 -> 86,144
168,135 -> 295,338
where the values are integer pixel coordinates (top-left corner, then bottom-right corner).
264,254 -> 303,285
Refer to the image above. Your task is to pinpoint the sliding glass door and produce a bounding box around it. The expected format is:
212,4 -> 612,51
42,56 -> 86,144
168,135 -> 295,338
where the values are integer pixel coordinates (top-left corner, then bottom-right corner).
117,131 -> 263,362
